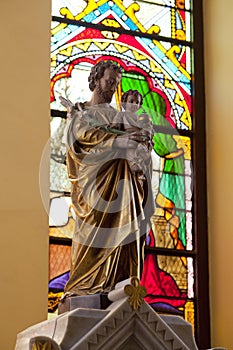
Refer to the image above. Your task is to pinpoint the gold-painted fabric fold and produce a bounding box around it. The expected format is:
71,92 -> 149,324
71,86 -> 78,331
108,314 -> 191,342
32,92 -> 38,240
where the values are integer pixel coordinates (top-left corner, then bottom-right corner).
64,104 -> 154,295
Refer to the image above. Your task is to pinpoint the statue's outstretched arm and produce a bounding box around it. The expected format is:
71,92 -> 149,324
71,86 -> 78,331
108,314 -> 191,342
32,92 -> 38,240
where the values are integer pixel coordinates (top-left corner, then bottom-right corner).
59,96 -> 76,119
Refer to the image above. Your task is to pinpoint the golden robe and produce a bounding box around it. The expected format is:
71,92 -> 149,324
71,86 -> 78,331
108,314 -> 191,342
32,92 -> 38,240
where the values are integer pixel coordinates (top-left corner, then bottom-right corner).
64,103 -> 154,295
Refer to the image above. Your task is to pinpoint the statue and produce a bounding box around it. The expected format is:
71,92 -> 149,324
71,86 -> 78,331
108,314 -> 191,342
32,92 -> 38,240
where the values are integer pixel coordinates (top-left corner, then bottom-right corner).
112,89 -> 154,175
61,61 -> 154,296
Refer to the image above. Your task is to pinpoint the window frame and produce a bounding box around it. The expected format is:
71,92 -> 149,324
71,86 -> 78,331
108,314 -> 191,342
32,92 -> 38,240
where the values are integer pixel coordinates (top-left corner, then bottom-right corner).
49,1 -> 210,347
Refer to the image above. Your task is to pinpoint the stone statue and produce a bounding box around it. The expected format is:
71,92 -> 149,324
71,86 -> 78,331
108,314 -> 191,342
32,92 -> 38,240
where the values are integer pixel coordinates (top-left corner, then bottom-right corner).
61,61 -> 154,296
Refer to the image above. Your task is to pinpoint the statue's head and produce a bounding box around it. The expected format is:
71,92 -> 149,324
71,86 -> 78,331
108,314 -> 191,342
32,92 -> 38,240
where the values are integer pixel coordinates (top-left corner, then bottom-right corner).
88,61 -> 122,94
121,89 -> 143,112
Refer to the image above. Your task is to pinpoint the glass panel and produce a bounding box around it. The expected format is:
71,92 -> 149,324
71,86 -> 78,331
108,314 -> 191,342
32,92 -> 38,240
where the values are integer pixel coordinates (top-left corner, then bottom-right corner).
151,134 -> 192,250
141,249 -> 195,326
52,0 -> 192,13
51,22 -> 192,73
49,244 -> 71,280
52,0 -> 192,41
51,67 -> 192,131
50,117 -> 71,192
50,115 -> 193,251
49,195 -> 74,239
51,23 -> 192,130
121,72 -> 192,130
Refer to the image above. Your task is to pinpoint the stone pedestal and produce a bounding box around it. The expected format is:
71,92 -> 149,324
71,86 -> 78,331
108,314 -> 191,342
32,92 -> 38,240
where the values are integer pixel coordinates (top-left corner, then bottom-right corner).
14,278 -> 226,350
58,293 -> 111,314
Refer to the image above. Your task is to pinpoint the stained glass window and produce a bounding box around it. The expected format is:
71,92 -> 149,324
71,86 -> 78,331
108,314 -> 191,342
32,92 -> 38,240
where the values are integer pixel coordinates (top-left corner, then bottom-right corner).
49,0 -> 209,346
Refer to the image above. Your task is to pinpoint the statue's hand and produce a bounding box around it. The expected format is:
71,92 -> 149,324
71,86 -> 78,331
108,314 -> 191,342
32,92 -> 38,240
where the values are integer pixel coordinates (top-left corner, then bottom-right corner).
113,134 -> 129,149
113,130 -> 151,149
59,96 -> 74,108
59,96 -> 75,119
113,134 -> 138,149
129,130 -> 149,143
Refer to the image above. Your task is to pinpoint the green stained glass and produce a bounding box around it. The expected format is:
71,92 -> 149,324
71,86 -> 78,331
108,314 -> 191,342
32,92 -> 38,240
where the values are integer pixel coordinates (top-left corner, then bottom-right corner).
178,210 -> 187,247
160,173 -> 185,209
153,133 -> 178,157
142,94 -> 167,126
121,73 -> 167,126
121,73 -> 150,97
163,156 -> 184,174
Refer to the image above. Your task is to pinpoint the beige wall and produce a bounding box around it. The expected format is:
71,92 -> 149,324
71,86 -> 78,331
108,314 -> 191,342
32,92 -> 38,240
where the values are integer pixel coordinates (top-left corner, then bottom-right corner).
0,1 -> 51,349
1,0 -> 233,349
204,0 -> 233,349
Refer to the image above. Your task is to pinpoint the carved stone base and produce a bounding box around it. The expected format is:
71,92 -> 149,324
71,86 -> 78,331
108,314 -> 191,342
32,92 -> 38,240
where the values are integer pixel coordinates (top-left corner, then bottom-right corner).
14,278 -> 226,350
58,293 -> 111,314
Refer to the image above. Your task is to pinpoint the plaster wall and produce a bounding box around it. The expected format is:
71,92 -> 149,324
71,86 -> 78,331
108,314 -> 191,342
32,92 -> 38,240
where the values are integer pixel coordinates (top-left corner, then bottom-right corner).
203,0 -> 233,348
0,1 -> 51,349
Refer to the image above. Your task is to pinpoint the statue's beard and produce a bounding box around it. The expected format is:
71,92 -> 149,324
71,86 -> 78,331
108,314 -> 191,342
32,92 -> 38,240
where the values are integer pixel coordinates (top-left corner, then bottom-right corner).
97,83 -> 112,103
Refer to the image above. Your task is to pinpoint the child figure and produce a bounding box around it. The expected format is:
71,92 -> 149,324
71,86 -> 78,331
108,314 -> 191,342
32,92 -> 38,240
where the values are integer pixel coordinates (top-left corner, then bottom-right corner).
120,90 -> 154,174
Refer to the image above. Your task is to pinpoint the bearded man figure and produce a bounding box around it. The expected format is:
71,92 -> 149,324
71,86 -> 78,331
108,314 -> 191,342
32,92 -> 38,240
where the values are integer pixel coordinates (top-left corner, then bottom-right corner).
63,60 -> 154,296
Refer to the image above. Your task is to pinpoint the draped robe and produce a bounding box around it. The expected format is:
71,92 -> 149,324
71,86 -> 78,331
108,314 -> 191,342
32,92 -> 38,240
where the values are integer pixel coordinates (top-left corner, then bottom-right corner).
64,103 -> 154,295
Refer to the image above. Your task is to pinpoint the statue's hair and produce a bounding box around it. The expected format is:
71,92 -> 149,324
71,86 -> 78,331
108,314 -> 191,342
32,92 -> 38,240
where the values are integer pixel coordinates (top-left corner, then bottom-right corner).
121,89 -> 143,109
88,61 -> 122,91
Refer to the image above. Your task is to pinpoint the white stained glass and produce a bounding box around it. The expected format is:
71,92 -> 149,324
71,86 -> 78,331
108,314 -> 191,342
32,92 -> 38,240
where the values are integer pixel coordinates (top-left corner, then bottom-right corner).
50,117 -> 67,158
51,0 -> 191,14
51,21 -> 60,31
51,64 -> 92,110
124,0 -> 175,6
186,47 -> 191,74
51,117 -> 63,136
138,0 -> 191,10
151,151 -> 164,199
184,159 -> 192,175
187,257 -> 194,298
186,200 -> 192,211
143,7 -> 172,38
185,15 -> 193,76
185,175 -> 192,201
123,1 -> 172,38
51,0 -> 191,41
52,0 -> 87,17
49,196 -> 74,226
185,0 -> 191,10
186,11 -> 191,41
186,211 -> 192,250
50,159 -> 71,192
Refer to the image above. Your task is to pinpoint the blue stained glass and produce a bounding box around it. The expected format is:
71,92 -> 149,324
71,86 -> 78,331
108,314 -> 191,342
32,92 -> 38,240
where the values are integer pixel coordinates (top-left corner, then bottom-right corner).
99,2 -> 111,14
124,19 -> 138,30
83,13 -> 95,21
54,27 -> 70,41
176,12 -> 183,29
52,24 -> 85,51
112,4 -> 123,17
